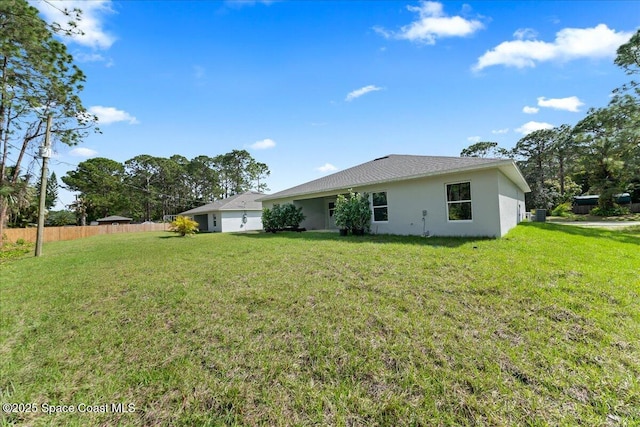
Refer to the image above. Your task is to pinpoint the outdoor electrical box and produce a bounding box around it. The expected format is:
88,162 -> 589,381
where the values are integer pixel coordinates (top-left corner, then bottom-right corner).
38,146 -> 52,159
422,210 -> 427,217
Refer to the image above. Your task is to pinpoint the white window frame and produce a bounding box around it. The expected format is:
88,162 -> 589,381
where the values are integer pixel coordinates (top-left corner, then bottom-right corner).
445,181 -> 473,222
371,191 -> 389,223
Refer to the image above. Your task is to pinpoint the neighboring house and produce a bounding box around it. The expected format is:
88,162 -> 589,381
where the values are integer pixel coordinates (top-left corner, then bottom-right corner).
260,154 -> 531,237
179,191 -> 264,232
95,215 -> 132,225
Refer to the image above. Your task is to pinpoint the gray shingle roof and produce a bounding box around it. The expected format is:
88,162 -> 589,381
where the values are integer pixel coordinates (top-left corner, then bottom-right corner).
180,191 -> 264,215
260,154 -> 529,201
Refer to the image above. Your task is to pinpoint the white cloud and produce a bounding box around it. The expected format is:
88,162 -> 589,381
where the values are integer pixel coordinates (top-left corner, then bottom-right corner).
33,0 -> 116,50
69,147 -> 98,157
474,24 -> 632,71
345,85 -> 382,102
513,28 -> 538,40
523,106 -> 539,114
250,138 -> 276,150
491,128 -> 509,134
89,106 -> 139,125
537,96 -> 585,112
467,136 -> 481,143
375,1 -> 484,44
516,121 -> 554,135
316,163 -> 337,173
74,52 -> 105,62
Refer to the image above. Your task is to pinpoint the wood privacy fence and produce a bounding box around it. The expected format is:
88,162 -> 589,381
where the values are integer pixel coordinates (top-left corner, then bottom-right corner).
3,223 -> 169,244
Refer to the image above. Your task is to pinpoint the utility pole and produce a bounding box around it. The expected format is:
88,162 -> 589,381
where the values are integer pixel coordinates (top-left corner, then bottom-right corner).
35,114 -> 52,257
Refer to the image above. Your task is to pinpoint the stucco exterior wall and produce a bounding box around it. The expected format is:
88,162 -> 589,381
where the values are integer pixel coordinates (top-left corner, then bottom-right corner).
263,168 -> 520,237
497,170 -> 526,236
294,198 -> 326,230
352,169 -> 501,237
209,212 -> 221,232
220,210 -> 263,232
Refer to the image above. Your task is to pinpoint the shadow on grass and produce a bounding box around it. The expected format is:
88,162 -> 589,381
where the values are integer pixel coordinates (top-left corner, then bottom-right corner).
230,230 -> 490,248
521,221 -> 640,245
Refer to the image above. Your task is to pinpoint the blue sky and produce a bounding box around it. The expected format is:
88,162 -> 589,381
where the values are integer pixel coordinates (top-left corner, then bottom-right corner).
31,0 -> 638,209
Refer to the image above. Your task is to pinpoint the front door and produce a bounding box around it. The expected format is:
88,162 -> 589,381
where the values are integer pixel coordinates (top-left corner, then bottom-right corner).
327,199 -> 337,229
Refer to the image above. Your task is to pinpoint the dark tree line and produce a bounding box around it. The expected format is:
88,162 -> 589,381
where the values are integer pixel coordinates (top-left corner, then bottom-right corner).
461,30 -> 640,212
62,150 -> 270,223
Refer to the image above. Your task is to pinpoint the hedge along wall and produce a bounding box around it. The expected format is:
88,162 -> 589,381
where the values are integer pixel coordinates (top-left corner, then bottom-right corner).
3,223 -> 169,244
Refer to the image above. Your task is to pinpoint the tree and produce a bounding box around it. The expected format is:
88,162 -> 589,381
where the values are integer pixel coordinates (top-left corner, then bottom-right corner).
460,141 -> 510,158
247,161 -> 270,193
0,0 -> 97,244
570,31 -> 640,209
62,158 -> 127,222
186,155 -> 222,203
573,95 -> 640,209
216,150 -> 270,197
548,124 -> 579,198
512,129 -> 557,209
35,171 -> 57,210
614,29 -> 640,88
46,209 -> 75,226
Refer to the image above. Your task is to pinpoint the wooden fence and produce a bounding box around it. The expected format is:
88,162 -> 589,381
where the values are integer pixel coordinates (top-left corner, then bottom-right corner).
3,223 -> 169,244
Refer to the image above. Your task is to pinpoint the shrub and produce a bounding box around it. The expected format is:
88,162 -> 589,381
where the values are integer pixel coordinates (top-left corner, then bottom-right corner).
262,204 -> 305,232
551,202 -> 573,217
334,190 -> 372,234
169,216 -> 199,236
590,205 -> 630,217
262,207 -> 276,232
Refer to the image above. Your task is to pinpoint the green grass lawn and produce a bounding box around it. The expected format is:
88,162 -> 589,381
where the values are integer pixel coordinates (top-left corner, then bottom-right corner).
1,223 -> 639,426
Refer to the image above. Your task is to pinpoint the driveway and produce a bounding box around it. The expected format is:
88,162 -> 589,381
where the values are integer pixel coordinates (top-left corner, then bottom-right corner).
547,220 -> 640,229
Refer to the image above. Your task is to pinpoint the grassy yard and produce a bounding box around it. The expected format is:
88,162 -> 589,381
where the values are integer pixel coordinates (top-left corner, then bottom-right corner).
1,223 -> 638,426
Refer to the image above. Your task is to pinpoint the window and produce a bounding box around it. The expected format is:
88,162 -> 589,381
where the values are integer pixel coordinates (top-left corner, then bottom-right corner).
328,201 -> 335,218
213,215 -> 217,227
372,191 -> 388,222
446,182 -> 472,221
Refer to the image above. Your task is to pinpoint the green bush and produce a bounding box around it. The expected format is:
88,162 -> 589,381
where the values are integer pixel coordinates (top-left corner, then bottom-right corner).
334,190 -> 372,234
262,204 -> 305,232
551,202 -> 573,217
262,207 -> 276,232
590,205 -> 630,217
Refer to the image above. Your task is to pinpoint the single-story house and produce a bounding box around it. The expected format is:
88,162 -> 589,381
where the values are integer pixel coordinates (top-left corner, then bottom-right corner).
260,154 -> 531,237
95,215 -> 132,225
179,191 -> 264,232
